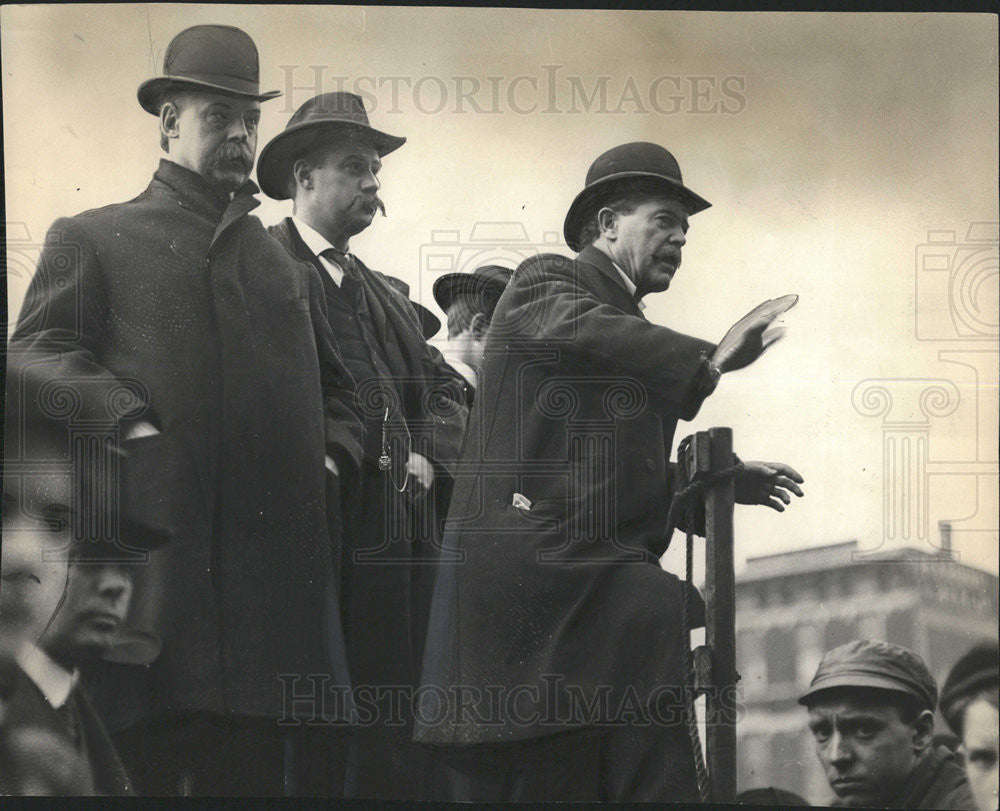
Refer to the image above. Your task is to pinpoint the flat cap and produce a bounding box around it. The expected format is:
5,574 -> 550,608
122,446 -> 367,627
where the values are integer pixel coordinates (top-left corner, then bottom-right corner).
939,641 -> 999,735
799,639 -> 937,711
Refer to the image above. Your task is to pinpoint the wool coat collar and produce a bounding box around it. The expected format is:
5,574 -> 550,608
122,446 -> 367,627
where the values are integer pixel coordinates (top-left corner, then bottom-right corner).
152,159 -> 261,250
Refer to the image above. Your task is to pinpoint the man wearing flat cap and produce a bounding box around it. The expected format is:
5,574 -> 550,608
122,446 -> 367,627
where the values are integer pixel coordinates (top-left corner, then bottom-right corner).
10,25 -> 365,796
414,141 -> 804,802
260,91 -> 468,800
433,264 -> 514,403
941,642 -> 999,811
801,639 -> 977,809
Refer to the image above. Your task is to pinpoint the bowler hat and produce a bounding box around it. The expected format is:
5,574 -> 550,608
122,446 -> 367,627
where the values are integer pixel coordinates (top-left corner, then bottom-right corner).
433,265 -> 514,320
257,92 -> 406,200
383,276 -> 441,340
799,639 -> 938,712
137,25 -> 281,115
563,142 -> 711,252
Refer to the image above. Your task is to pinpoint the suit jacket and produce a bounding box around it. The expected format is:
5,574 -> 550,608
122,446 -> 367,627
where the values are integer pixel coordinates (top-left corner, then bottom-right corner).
415,246 -> 717,745
2,664 -> 132,795
11,160 -> 363,720
897,746 -> 977,810
267,217 -> 469,475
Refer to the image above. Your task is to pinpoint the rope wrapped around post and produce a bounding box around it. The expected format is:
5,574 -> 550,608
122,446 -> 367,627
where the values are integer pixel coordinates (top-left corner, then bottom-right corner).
663,444 -> 744,804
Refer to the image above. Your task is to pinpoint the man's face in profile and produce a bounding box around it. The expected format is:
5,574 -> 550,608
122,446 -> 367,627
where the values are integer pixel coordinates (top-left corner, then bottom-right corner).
607,195 -> 689,299
807,692 -> 927,807
303,140 -> 383,241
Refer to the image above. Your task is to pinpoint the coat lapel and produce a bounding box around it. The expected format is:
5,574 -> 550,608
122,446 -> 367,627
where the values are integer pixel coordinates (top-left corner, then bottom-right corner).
574,245 -> 645,318
279,218 -> 351,301
210,183 -> 260,251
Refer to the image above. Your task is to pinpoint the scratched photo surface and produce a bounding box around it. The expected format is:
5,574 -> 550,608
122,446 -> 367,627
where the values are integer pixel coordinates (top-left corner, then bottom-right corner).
2,6 -> 997,804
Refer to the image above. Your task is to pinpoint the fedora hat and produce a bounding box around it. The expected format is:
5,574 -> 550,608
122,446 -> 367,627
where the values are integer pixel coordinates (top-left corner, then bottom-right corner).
257,92 -> 406,200
137,25 -> 281,115
383,276 -> 442,340
563,142 -> 711,252
433,265 -> 514,320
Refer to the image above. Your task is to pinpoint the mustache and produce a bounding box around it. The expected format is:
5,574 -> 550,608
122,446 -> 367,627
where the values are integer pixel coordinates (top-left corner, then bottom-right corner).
656,249 -> 681,266
211,141 -> 253,171
358,195 -> 387,217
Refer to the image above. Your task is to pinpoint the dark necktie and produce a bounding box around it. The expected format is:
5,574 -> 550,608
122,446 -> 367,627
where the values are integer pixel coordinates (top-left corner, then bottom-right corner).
56,695 -> 81,749
320,248 -> 363,304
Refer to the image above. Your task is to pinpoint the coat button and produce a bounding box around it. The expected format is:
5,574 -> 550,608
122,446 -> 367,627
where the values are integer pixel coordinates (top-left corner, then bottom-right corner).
645,458 -> 657,472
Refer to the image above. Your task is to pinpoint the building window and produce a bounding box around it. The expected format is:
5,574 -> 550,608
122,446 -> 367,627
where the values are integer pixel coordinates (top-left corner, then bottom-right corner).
886,610 -> 914,651
770,731 -> 803,797
824,618 -> 859,652
738,734 -> 770,792
765,627 -> 798,684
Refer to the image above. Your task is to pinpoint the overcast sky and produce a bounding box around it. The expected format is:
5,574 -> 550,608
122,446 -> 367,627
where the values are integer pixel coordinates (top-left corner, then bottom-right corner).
3,6 -> 997,575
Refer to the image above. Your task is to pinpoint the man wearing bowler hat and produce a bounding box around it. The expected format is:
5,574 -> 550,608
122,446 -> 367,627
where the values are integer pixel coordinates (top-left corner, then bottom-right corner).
259,92 -> 468,800
433,264 -> 514,403
801,640 -> 976,809
10,25 -> 365,796
415,141 -> 804,802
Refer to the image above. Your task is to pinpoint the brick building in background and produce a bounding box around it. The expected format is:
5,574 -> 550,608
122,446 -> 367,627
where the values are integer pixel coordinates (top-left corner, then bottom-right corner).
734,525 -> 999,803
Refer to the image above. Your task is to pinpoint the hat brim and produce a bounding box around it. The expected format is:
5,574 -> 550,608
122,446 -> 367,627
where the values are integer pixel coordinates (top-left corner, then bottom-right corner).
433,273 -> 508,314
137,77 -> 282,115
798,675 -> 931,707
562,171 -> 711,252
257,120 -> 407,200
412,302 -> 441,340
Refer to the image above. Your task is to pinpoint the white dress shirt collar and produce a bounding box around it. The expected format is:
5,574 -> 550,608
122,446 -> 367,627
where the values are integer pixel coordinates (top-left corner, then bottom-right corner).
591,246 -> 647,310
609,261 -> 647,310
16,643 -> 79,709
292,215 -> 345,286
443,355 -> 479,390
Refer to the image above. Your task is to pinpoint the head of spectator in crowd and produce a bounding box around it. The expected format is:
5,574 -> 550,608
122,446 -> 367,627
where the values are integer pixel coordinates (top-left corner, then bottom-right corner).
137,25 -> 281,193
1,367 -> 72,660
940,642 -> 999,811
38,547 -> 136,672
433,265 -> 514,373
563,142 -> 711,301
799,640 -> 938,808
257,92 -> 405,251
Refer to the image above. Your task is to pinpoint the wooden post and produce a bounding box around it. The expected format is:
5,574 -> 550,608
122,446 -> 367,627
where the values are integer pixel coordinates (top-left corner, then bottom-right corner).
705,427 -> 737,803
683,427 -> 738,803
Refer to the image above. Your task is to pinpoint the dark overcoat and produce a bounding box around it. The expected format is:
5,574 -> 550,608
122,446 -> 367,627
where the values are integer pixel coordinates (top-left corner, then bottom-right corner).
415,245 -> 717,745
267,217 -> 469,474
2,664 -> 133,795
11,160 -> 364,720
268,218 -> 469,798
